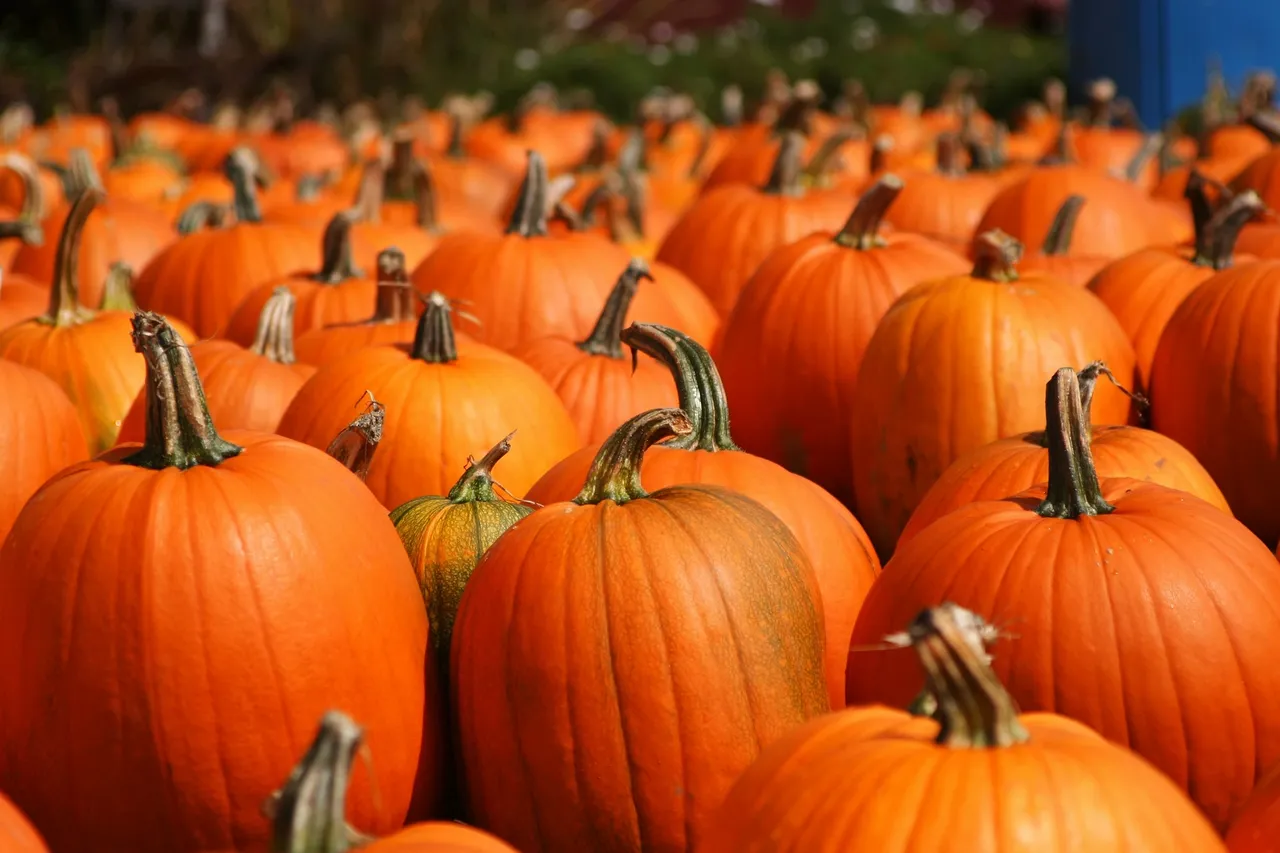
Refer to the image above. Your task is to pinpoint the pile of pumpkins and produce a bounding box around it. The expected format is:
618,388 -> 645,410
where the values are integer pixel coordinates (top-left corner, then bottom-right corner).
4,69 -> 1280,852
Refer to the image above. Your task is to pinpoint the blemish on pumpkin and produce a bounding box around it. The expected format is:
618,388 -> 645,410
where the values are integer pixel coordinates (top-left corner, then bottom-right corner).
1153,457 -> 1166,468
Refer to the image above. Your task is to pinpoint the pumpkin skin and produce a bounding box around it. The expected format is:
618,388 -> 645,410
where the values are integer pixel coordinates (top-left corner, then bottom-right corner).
716,176 -> 968,505
849,230 -> 1137,557
279,291 -> 579,511
0,359 -> 89,546
0,314 -> 442,853
705,604 -> 1226,853
525,324 -> 880,708
364,823 -> 519,852
452,408 -> 829,853
877,135 -> 1001,251
0,792 -> 48,853
1149,258 -> 1280,547
847,368 -> 1280,831
514,259 -> 678,444
0,272 -> 47,331
1227,761 -> 1280,853
1237,222 -> 1280,259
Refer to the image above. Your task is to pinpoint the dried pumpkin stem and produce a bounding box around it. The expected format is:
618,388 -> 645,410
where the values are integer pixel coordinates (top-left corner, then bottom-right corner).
123,312 -> 244,470
66,148 -> 104,194
620,323 -> 739,452
411,291 -> 459,363
371,248 -> 415,323
385,134 -> 417,202
313,212 -> 363,284
1202,189 -> 1264,270
447,433 -> 516,503
176,200 -> 230,235
0,152 -> 46,243
1040,195 -> 1085,256
225,148 -> 263,223
1077,359 -> 1147,419
351,159 -> 386,224
909,604 -> 1030,748
326,397 -> 384,482
934,133 -> 965,177
43,187 -> 102,327
970,230 -> 1023,282
763,131 -> 806,197
268,711 -> 371,853
249,287 -> 299,365
574,408 -> 693,505
505,150 -> 551,237
414,161 -> 441,233
835,175 -> 902,250
445,109 -> 468,158
578,259 -> 653,358
100,262 -> 138,311
1037,367 -> 1114,518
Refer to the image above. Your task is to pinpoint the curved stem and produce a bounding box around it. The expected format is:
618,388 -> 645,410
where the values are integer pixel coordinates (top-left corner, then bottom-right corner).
1040,195 -> 1085,256
1201,189 -> 1264,270
447,433 -> 516,503
43,187 -> 102,327
505,150 -> 550,237
970,231 -> 1023,282
1122,132 -> 1164,183
573,408 -> 693,505
249,286 -> 299,364
224,148 -> 263,223
66,148 -> 104,194
619,323 -> 739,452
803,128 -> 854,181
834,175 -> 902,250
100,262 -> 138,311
176,201 -> 231,235
370,248 -> 414,323
312,212 -> 363,284
123,312 -> 244,470
907,604 -> 1030,749
763,132 -> 806,196
325,395 -> 385,482
1036,367 -> 1114,518
578,259 -> 652,358
0,153 -> 46,243
411,291 -> 459,363
266,711 -> 370,853
1077,360 -> 1147,422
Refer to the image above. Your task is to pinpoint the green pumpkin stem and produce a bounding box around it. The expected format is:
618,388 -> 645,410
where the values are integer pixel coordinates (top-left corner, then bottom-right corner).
225,148 -> 264,223
1201,189 -> 1264,270
620,323 -> 739,452
446,433 -> 516,503
0,152 -> 46,245
573,408 -> 694,505
578,259 -> 653,358
1040,195 -> 1085,256
1122,132 -> 1164,183
505,150 -> 551,237
411,291 -> 459,364
100,262 -> 138,311
909,604 -> 1030,748
370,248 -> 415,323
1036,367 -> 1114,518
43,187 -> 102,327
249,287 -> 299,365
763,131 -> 806,196
970,230 -> 1023,282
123,312 -> 244,471
835,175 -> 902,250
66,148 -> 104,194
802,128 -> 854,181
176,200 -> 230,235
313,212 -> 364,284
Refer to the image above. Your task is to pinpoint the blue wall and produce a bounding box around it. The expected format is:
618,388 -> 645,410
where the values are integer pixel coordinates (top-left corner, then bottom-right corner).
1068,0 -> 1280,127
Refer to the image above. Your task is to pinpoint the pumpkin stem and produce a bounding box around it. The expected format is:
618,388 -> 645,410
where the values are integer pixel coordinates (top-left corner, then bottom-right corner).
414,160 -> 442,234
802,128 -> 854,182
578,259 -> 653,358
1201,189 -> 1264,270
1040,195 -> 1085,256
350,158 -> 386,224
834,175 -> 902,250
267,710 -> 371,853
385,133 -> 417,203
66,148 -> 104,194
0,153 -> 46,244
295,173 -> 326,203
43,187 -> 102,327
1122,132 -> 1164,183
763,132 -> 806,197
970,230 -> 1023,282
1085,78 -> 1117,127
325,394 -> 385,482
934,133 -> 965,177
100,262 -> 138,311
411,291 -> 460,364
176,200 -> 230,235
1077,360 -> 1147,420
908,604 -> 1030,749
370,248 -> 415,323
122,312 -> 244,470
313,212 -> 364,284
445,108 -> 467,159
1246,109 -> 1280,144
573,408 -> 694,505
225,148 -> 264,223
576,121 -> 611,173
505,150 -> 551,237
620,323 -> 739,452
1036,366 -> 1114,518
249,287 -> 299,365
617,128 -> 646,175
446,432 -> 516,503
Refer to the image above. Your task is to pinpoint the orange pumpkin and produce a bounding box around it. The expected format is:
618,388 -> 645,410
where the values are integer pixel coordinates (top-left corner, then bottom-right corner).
716,175 -> 968,505
0,269 -> 47,331
1015,194 -> 1111,285
0,313 -> 442,853
278,290 -> 578,510
0,791 -> 48,853
705,603 -> 1227,853
849,230 -> 1137,556
0,153 -> 47,272
1237,221 -> 1280,258
1228,760 -> 1280,853
898,360 -> 1229,546
526,324 -> 880,707
877,133 -> 1001,251
514,259 -> 677,444
453,407 -> 829,851
1150,257 -> 1280,547
1232,145 -> 1280,210
848,367 -> 1280,831
423,111 -> 517,219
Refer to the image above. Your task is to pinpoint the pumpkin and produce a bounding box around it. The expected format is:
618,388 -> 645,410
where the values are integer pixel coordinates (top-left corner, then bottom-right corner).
0,359 -> 89,544
344,157 -> 446,267
704,603 -> 1227,853
1227,761 -> 1280,853
131,147 -> 316,337
847,366 -> 1280,830
1015,194 -> 1111,285
1088,176 -> 1261,391
526,323 -> 880,707
1150,256 -> 1280,547
0,188 -> 194,452
849,230 -> 1137,556
898,360 -> 1230,546
292,248 -> 420,367
1069,79 -> 1153,182
0,153 -> 46,272
379,134 -> 502,236
278,290 -> 578,511
117,287 -> 315,437
716,175 -> 968,505
656,132 -> 854,317
453,406 -> 829,852
409,150 -> 686,352
1203,71 -> 1275,163
0,312 -> 442,853
1231,144 -> 1280,210
0,269 -> 47,331
0,791 -> 48,853
513,258 -> 678,444
877,133 -> 1001,251
223,211 -> 381,346
425,110 -> 518,220
389,433 -> 533,672
1237,222 -> 1280,258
